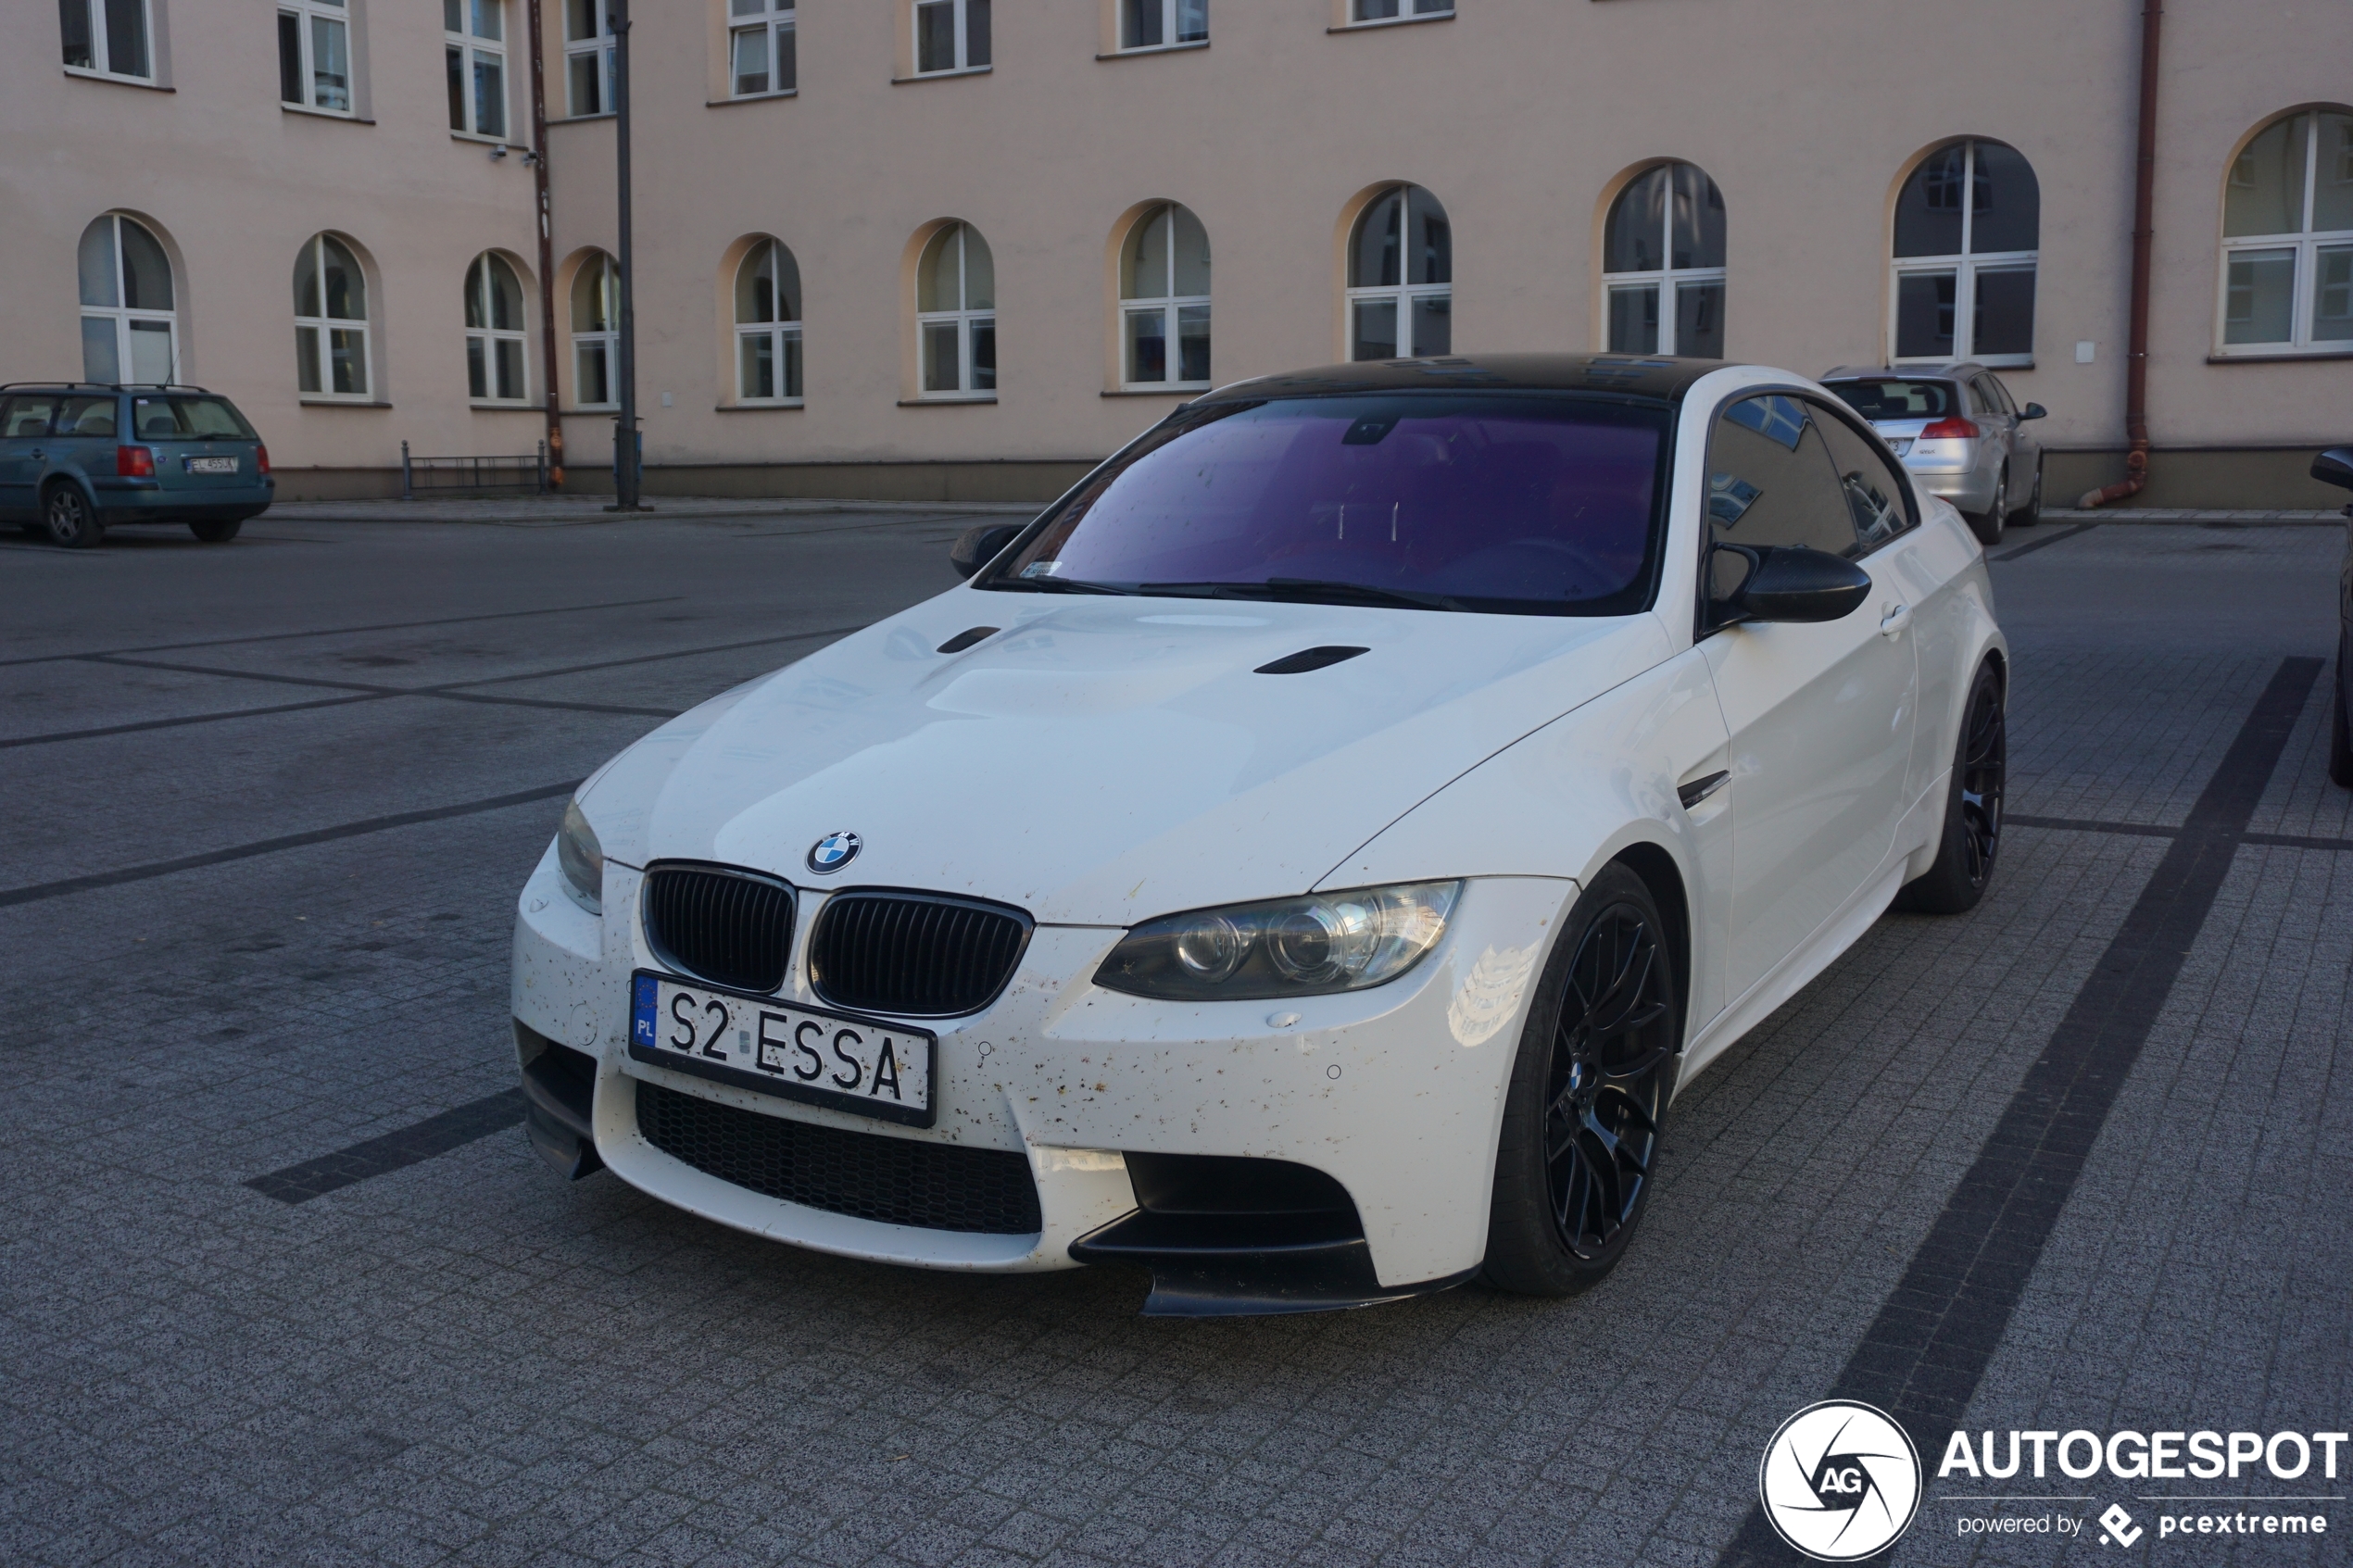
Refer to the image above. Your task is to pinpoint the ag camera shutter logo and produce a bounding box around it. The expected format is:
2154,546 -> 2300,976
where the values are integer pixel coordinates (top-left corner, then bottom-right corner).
1759,1400 -> 1923,1561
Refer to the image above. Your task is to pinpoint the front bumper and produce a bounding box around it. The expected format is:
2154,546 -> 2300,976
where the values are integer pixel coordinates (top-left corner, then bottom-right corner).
510,842 -> 1572,1297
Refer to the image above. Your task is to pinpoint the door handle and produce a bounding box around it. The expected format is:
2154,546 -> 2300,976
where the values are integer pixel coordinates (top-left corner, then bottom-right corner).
1879,603 -> 1912,639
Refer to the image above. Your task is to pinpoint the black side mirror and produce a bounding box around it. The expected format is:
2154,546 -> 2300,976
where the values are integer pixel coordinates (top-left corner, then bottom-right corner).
2310,447 -> 2353,492
2020,403 -> 2048,420
950,521 -> 1025,580
1711,545 -> 1874,627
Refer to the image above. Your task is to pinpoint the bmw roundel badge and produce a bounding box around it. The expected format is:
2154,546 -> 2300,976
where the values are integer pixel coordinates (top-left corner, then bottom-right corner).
807,831 -> 862,874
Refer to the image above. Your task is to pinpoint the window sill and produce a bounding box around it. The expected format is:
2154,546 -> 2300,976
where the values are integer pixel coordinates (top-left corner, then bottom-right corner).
299,397 -> 391,408
898,395 -> 997,406
1105,386 -> 1205,396
1097,40 -> 1209,60
709,89 -> 798,106
63,66 -> 171,91
1328,11 -> 1454,32
2207,348 -> 2353,364
555,111 -> 616,123
717,401 -> 805,411
892,66 -> 992,84
470,401 -> 541,411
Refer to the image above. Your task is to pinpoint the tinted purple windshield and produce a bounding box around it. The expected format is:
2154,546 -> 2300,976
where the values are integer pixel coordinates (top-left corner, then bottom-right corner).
988,395 -> 1670,615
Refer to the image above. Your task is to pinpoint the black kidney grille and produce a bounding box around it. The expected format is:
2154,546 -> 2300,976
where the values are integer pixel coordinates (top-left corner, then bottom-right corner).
810,893 -> 1030,1016
635,1082 -> 1042,1235
642,865 -> 795,994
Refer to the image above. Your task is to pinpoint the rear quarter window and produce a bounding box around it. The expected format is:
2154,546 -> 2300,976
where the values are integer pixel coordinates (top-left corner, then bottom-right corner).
133,397 -> 257,440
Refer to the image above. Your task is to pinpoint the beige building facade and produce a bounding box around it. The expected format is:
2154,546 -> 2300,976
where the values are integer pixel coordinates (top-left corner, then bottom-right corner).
6,0 -> 2348,506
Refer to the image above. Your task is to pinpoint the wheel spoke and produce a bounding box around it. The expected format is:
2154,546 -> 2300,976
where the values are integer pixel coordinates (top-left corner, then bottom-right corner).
1597,1043 -> 1671,1085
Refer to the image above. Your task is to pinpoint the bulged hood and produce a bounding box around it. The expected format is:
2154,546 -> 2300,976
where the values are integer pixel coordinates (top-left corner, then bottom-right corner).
580,590 -> 1672,926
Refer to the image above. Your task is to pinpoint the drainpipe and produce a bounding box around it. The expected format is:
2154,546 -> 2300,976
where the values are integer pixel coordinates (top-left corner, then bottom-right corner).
528,0 -> 563,489
2080,0 -> 2161,508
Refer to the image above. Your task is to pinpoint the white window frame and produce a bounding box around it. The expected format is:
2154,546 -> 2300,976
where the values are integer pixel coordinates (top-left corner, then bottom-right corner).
564,0 -> 616,117
80,214 -> 179,385
912,0 -> 989,76
1345,185 -> 1450,361
916,225 -> 995,399
1888,140 -> 2037,370
572,253 -> 619,409
1347,0 -> 1452,26
61,0 -> 156,83
734,240 -> 804,406
446,0 -> 509,140
2215,112 -> 2353,357
1118,0 -> 1206,51
728,0 -> 796,96
1601,164 -> 1726,358
278,0 -> 355,117
1120,204 -> 1210,390
293,233 -> 372,400
466,253 -> 531,405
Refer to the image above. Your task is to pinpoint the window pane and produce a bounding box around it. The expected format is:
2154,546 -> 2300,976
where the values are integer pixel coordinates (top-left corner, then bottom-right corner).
489,256 -> 523,329
1351,188 -> 1402,288
1351,298 -> 1398,361
1176,304 -> 1210,383
568,51 -> 601,112
321,236 -> 365,320
472,0 -> 502,41
566,0 -> 597,41
736,245 -> 774,323
469,337 -> 488,398
573,257 -> 610,331
577,340 -> 610,404
78,218 -> 119,308
1894,145 -> 1967,258
2311,245 -> 2353,342
1708,406 -> 1854,558
1125,207 -> 1170,300
58,395 -> 118,436
328,328 -> 367,395
1674,279 -> 1724,358
495,338 -> 525,400
731,26 -> 768,94
446,0 -> 462,28
104,0 -> 146,77
447,44 -> 466,128
729,0 -> 763,14
1414,0 -> 1453,11
922,320 -> 961,391
916,229 -> 958,312
2314,115 -> 2353,234
1405,185 -> 1451,286
1126,307 -> 1167,383
311,17 -> 351,110
740,331 -> 774,399
1172,205 -> 1211,297
775,23 -> 795,93
1409,293 -> 1452,357
970,318 -> 997,390
474,56 -> 506,137
1894,270 -> 1957,358
966,0 -> 990,67
2222,248 -> 2295,345
963,228 -> 994,309
1967,143 -> 2039,254
1607,283 -> 1658,354
296,325 -> 322,394
3,396 -> 61,437
2224,116 -> 2304,238
62,0 -> 94,69
283,14 -> 307,102
125,320 -> 171,383
1604,167 -> 1669,274
1176,0 -> 1206,43
915,0 -> 953,69
1815,410 -> 1911,551
465,257 -> 486,329
781,330 -> 803,399
1356,0 -> 1401,17
120,220 -> 171,310
1671,164 -> 1727,270
82,317 -> 120,383
1971,264 -> 2035,357
1123,0 -> 1162,48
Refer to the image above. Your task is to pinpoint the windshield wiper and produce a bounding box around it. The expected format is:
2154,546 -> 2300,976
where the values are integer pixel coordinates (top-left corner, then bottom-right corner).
985,576 -> 1137,596
1136,578 -> 1468,612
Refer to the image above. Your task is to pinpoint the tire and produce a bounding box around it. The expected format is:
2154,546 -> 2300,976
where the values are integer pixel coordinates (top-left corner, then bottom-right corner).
1895,659 -> 2007,915
189,518 -> 243,543
2007,458 -> 2043,528
1967,469 -> 2007,547
1481,863 -> 1680,1298
44,483 -> 103,549
2329,632 -> 2353,789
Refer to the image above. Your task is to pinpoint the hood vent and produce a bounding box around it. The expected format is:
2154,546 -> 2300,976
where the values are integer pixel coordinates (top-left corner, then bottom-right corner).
642,864 -> 796,994
1255,646 -> 1369,675
809,891 -> 1031,1017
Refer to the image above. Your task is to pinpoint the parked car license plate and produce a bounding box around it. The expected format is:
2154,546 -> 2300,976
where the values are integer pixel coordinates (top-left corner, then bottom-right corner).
1885,438 -> 1913,457
627,971 -> 937,1127
184,456 -> 239,473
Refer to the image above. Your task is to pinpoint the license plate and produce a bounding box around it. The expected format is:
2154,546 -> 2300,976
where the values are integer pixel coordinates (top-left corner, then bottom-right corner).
1886,438 -> 1913,457
628,971 -> 937,1127
184,456 -> 238,473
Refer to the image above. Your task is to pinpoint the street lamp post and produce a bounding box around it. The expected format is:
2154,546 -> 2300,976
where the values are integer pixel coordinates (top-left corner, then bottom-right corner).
610,0 -> 642,511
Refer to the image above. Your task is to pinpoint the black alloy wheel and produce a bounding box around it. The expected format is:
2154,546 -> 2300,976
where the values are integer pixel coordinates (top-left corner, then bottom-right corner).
44,484 -> 101,549
1482,863 -> 1679,1297
1897,660 -> 2007,914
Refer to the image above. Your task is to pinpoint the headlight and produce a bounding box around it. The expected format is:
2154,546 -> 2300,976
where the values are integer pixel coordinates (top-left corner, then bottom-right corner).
1094,881 -> 1459,1001
556,799 -> 604,915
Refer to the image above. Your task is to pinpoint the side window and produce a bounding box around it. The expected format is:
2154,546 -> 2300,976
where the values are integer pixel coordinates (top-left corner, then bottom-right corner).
1705,394 -> 1855,601
1814,405 -> 1916,554
0,397 -> 59,439
56,395 -> 120,438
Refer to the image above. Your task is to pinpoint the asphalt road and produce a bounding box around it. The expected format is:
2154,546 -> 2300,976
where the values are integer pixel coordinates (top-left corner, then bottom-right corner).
2,508 -> 2346,1567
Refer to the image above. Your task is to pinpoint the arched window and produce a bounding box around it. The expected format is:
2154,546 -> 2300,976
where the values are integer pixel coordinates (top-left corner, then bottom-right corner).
1120,203 -> 1210,389
735,239 -> 804,403
466,252 -> 529,403
78,214 -> 176,383
571,251 -> 618,408
1892,140 -> 2038,366
916,223 -> 995,397
1603,163 -> 1725,357
2219,109 -> 2353,353
294,233 -> 371,398
1347,184 -> 1450,360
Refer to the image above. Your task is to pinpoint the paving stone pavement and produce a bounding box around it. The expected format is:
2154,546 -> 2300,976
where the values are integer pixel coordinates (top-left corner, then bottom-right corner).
0,512 -> 2346,1567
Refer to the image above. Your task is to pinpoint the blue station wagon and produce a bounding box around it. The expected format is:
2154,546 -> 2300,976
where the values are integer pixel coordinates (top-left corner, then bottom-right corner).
0,383 -> 274,547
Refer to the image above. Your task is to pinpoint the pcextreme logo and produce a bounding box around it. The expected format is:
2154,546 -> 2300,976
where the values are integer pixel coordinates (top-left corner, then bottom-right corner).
1758,1400 -> 1925,1561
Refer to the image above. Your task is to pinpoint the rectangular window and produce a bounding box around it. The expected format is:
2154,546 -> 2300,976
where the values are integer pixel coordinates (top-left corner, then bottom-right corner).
729,0 -> 795,95
2315,245 -> 2353,343
1969,264 -> 2036,358
1894,270 -> 1957,359
447,0 -> 508,136
566,0 -> 616,115
1122,0 -> 1206,49
1606,283 -> 1659,355
914,0 -> 988,73
279,0 -> 353,115
2223,248 -> 2296,345
1352,0 -> 1451,19
61,0 -> 152,81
